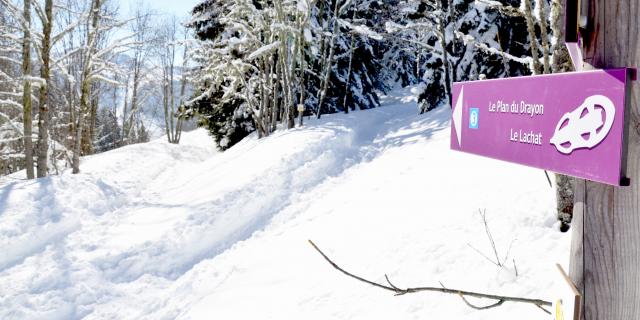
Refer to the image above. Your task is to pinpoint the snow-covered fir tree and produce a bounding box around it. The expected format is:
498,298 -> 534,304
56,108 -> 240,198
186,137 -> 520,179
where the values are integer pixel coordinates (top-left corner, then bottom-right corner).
186,0 -> 389,149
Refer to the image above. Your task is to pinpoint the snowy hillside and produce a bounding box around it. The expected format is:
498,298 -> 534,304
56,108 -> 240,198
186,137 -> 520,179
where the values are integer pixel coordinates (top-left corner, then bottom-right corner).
0,87 -> 570,319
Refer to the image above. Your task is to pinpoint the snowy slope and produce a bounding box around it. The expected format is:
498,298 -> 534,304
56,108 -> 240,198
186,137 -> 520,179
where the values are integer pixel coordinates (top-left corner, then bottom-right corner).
0,86 -> 570,319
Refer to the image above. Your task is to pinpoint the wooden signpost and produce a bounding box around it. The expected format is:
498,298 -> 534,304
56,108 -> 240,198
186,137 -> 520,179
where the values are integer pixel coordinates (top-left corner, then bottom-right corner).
565,1 -> 639,320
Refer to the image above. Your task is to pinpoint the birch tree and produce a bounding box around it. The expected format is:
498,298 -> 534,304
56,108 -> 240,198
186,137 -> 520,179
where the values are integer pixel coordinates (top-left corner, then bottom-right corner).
156,15 -> 185,144
71,0 -> 101,173
67,0 -> 133,173
122,4 -> 153,146
522,0 -> 541,75
22,0 -> 35,178
35,0 -> 53,177
315,0 -> 342,119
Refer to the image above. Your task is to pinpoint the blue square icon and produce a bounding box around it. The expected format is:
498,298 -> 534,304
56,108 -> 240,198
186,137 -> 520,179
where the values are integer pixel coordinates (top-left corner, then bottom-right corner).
469,108 -> 479,129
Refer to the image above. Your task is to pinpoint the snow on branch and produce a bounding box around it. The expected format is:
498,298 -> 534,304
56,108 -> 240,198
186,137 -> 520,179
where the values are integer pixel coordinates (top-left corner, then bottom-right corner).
339,19 -> 383,41
475,0 -> 523,17
0,55 -> 21,66
384,21 -> 442,43
338,0 -> 353,16
51,14 -> 89,46
0,98 -> 22,110
0,111 -> 23,135
396,37 -> 442,55
271,23 -> 298,35
455,31 -> 531,66
0,0 -> 28,31
247,41 -> 281,61
88,74 -> 120,86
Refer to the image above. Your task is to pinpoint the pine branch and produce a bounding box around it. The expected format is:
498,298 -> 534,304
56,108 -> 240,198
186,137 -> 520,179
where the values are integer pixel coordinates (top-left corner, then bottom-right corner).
308,240 -> 551,314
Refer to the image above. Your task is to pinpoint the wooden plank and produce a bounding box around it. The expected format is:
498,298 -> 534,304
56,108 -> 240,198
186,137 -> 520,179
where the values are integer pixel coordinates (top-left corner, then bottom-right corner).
556,264 -> 582,320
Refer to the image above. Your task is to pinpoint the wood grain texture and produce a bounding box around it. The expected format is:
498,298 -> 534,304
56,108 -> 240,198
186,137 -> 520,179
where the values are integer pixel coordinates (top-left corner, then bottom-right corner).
569,178 -> 585,319
570,0 -> 640,319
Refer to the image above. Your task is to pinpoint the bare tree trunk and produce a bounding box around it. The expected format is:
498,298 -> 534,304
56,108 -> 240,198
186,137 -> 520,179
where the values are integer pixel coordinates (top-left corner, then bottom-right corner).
169,64 -> 176,143
537,0 -> 551,74
523,0 -> 542,75
21,0 -> 34,179
121,72 -> 130,146
317,0 -> 327,86
447,0 -> 460,84
36,0 -> 53,178
72,74 -> 89,174
436,9 -> 452,108
316,0 -> 341,119
549,0 -> 574,228
84,82 -> 99,154
162,66 -> 171,142
550,0 -> 571,73
343,0 -> 357,114
259,57 -> 270,134
496,32 -> 510,77
166,22 -> 177,144
298,12 -> 307,127
342,33 -> 355,114
127,70 -> 140,143
274,52 -> 282,129
175,38 -> 189,143
281,52 -> 295,129
72,0 -> 101,174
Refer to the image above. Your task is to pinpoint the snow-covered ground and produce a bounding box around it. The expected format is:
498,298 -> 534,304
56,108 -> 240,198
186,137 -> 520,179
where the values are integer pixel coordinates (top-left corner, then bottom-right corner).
0,86 -> 570,319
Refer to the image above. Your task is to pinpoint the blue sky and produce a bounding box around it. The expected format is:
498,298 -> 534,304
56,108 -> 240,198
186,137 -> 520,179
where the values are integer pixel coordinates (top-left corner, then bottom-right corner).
118,0 -> 200,19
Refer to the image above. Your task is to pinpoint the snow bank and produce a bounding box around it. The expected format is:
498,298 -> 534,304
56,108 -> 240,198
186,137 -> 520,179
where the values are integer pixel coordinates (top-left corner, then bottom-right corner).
0,86 -> 569,319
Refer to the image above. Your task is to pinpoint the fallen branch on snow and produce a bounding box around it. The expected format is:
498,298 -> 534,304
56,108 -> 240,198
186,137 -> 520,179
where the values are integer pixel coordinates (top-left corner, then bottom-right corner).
308,239 -> 551,314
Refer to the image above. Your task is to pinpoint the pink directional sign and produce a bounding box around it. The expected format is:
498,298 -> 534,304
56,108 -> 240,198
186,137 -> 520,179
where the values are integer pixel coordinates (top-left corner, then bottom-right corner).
450,69 -> 635,186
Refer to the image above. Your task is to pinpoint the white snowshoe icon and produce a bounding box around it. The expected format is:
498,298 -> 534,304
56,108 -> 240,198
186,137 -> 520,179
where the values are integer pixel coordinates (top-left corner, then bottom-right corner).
550,95 -> 615,155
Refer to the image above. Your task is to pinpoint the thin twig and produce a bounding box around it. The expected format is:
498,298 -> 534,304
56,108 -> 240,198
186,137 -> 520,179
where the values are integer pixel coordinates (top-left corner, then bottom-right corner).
441,281 -> 505,310
501,238 -> 517,267
460,294 -> 505,310
385,275 -> 406,296
536,304 -> 552,315
308,240 -> 552,312
479,209 -> 502,267
467,243 -> 501,266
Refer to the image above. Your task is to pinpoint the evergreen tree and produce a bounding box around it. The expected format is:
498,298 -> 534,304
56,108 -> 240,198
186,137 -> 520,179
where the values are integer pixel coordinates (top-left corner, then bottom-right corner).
186,0 -> 389,150
312,0 -> 388,115
94,108 -> 122,153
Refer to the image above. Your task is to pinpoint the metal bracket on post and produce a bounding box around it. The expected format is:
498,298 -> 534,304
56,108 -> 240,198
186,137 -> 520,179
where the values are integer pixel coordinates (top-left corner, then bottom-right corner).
629,68 -> 638,81
619,67 -> 637,187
